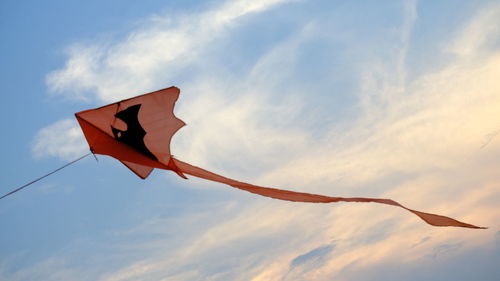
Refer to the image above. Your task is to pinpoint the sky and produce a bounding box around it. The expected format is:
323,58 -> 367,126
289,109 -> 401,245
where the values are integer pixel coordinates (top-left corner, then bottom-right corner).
1,0 -> 500,280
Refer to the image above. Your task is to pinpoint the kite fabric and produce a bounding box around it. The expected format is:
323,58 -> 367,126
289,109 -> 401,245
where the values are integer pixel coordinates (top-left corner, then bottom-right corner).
75,86 -> 485,229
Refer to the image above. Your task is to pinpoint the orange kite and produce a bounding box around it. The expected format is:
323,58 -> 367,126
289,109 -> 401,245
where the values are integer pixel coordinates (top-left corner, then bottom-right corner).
75,87 -> 484,229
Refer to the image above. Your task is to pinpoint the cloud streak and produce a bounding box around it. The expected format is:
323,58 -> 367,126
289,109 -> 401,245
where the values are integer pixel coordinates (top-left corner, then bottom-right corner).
45,0 -> 296,103
32,119 -> 88,161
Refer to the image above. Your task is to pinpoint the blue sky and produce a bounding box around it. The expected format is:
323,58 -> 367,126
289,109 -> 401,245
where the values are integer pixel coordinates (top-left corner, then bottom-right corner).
1,0 -> 500,280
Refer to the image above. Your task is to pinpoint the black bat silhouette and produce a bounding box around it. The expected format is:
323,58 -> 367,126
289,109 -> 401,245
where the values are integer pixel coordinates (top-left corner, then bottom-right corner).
111,104 -> 158,160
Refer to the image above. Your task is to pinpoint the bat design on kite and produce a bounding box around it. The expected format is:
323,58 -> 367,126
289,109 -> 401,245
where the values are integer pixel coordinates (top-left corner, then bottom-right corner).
75,87 -> 485,229
111,104 -> 158,161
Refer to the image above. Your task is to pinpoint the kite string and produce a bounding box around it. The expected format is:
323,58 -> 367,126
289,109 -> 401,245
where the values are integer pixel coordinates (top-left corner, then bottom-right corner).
0,152 -> 92,200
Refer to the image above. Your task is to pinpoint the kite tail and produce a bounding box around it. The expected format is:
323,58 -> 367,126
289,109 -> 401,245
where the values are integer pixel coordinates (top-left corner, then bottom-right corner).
171,158 -> 485,229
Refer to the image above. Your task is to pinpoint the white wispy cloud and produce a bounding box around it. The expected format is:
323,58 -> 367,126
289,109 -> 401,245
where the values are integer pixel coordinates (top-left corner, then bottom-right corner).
45,0 -> 297,103
32,119 -> 88,161
446,2 -> 500,58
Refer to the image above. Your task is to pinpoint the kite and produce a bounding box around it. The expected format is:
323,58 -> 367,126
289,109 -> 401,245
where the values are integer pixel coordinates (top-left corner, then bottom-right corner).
0,86 -> 484,229
71,86 -> 483,229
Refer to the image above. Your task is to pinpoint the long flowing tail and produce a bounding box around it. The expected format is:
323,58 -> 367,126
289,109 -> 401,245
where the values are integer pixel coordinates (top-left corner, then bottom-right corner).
171,158 -> 485,229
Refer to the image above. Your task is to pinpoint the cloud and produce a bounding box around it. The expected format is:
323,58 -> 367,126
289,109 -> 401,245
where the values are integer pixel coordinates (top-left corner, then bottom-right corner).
32,119 -> 88,161
46,0 -> 297,103
446,3 -> 500,58
285,243 -> 335,279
